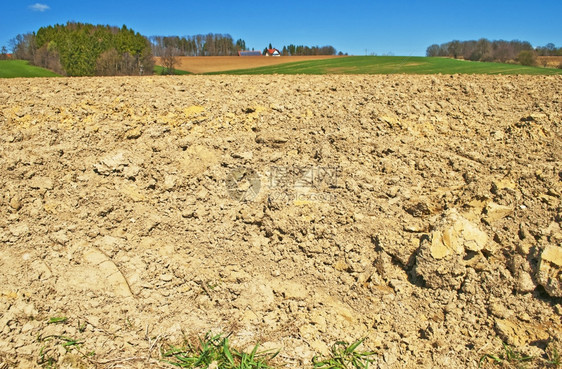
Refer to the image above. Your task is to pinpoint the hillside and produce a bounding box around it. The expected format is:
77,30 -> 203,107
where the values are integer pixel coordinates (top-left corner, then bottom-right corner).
0,60 -> 60,78
208,56 -> 562,75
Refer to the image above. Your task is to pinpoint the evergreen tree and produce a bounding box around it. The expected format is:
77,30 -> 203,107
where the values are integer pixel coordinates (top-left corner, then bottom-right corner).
22,22 -> 154,76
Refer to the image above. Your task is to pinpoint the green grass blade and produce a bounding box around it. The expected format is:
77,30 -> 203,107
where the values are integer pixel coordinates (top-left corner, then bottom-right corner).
250,343 -> 259,359
345,338 -> 365,355
479,353 -> 503,366
223,337 -> 235,366
160,332 -> 279,368
48,317 -> 68,324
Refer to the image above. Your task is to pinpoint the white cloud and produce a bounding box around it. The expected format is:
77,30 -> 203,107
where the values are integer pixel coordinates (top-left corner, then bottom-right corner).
29,3 -> 50,12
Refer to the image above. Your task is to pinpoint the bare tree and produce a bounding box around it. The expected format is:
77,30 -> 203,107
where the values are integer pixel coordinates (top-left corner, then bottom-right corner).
95,48 -> 121,75
10,33 -> 36,60
33,44 -> 64,74
448,40 -> 461,59
162,46 -> 179,74
426,44 -> 440,57
475,38 -> 491,61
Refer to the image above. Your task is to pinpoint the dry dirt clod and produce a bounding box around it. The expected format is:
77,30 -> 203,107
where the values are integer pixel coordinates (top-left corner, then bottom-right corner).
412,209 -> 489,289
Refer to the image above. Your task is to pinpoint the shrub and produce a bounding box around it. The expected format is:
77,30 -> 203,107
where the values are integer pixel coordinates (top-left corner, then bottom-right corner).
517,50 -> 536,66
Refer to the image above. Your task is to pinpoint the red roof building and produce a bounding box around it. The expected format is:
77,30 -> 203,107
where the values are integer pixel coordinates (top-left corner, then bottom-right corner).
265,48 -> 281,56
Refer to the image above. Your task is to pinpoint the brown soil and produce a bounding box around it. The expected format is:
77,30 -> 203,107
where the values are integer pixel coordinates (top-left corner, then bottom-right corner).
154,55 -> 342,73
0,75 -> 561,369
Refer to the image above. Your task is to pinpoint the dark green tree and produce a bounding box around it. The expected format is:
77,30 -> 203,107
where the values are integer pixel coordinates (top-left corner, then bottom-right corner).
235,39 -> 246,51
30,22 -> 154,76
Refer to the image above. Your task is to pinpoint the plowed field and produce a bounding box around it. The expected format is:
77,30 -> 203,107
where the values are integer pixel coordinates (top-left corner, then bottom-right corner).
154,56 -> 342,73
1,75 -> 561,368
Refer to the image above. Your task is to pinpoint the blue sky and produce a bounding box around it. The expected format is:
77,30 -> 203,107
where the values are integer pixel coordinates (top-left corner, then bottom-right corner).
1,0 -> 561,56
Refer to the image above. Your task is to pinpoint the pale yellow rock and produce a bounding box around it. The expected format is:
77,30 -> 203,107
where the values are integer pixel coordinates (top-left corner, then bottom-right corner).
516,270 -> 536,293
530,112 -> 547,121
537,245 -> 562,297
542,245 -> 562,266
516,241 -> 533,256
539,193 -> 559,207
125,127 -> 142,139
241,310 -> 259,325
94,151 -> 128,175
430,232 -> 452,259
380,115 -> 400,127
29,176 -> 54,190
429,211 -> 488,258
333,259 -> 349,271
272,280 -> 308,300
466,198 -> 488,210
138,236 -> 157,249
120,184 -> 146,202
43,202 -> 59,214
460,218 -> 488,251
309,340 -> 329,356
9,224 -> 29,238
492,179 -> 517,191
163,175 -> 176,190
83,248 -> 108,265
485,202 -> 514,222
495,318 -> 549,346
442,227 -> 456,250
184,105 -> 205,117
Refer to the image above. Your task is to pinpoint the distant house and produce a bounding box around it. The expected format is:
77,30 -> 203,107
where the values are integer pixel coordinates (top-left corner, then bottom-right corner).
265,48 -> 281,57
238,50 -> 263,56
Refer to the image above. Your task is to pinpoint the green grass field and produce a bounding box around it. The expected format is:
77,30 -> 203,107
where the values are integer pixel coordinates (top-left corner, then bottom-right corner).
153,65 -> 192,75
207,56 -> 562,75
0,60 -> 60,78
3,57 -> 561,78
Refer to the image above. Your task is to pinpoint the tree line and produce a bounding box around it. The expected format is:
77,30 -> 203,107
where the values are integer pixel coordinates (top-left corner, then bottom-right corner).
10,22 -> 154,76
150,34 -> 246,57
7,24 -> 343,76
277,44 -> 339,56
426,38 -> 562,66
150,35 -> 340,57
535,43 -> 562,56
